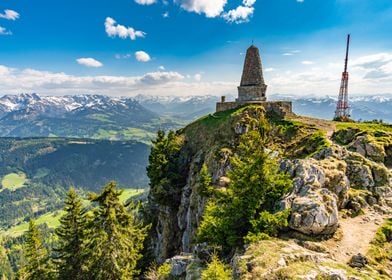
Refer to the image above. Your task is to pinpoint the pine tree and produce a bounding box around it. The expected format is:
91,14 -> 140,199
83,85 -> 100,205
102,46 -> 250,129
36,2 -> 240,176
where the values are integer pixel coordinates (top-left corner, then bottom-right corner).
0,243 -> 12,280
201,254 -> 232,280
198,164 -> 213,197
198,130 -> 292,251
146,130 -> 184,207
55,188 -> 86,280
84,181 -> 149,280
23,220 -> 50,280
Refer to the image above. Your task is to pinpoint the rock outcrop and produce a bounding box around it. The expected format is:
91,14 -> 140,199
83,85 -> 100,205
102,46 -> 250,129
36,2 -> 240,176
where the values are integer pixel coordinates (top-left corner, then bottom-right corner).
146,105 -> 392,276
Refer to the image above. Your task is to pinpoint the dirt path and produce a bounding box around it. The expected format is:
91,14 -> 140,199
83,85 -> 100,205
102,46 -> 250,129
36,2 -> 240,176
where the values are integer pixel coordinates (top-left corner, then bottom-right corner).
322,209 -> 389,262
288,115 -> 336,139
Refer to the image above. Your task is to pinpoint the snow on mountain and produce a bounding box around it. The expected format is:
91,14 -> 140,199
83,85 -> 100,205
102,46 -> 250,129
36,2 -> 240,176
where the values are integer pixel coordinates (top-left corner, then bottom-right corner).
1,93 -> 391,126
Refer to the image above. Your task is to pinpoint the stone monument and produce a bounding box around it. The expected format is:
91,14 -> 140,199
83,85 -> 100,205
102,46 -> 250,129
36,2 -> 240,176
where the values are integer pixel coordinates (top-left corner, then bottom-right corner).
216,44 -> 292,116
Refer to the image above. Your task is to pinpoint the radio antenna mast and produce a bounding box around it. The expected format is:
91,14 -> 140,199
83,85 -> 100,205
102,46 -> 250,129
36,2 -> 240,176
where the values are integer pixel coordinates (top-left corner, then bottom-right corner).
334,34 -> 351,120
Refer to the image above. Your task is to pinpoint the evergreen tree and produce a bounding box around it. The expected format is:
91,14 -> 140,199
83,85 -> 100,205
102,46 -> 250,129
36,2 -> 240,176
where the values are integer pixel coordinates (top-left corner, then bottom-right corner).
147,130 -> 184,207
198,131 -> 292,251
55,188 -> 86,280
0,243 -> 12,280
201,254 -> 232,280
22,220 -> 50,280
198,164 -> 213,197
84,181 -> 149,280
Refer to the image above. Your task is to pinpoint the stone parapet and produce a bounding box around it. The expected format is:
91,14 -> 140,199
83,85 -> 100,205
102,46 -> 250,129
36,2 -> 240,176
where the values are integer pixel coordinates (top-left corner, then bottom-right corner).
216,101 -> 293,118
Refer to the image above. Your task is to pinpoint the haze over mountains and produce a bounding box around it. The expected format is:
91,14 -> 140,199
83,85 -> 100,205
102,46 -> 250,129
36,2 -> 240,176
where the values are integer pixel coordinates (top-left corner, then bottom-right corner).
0,93 -> 391,140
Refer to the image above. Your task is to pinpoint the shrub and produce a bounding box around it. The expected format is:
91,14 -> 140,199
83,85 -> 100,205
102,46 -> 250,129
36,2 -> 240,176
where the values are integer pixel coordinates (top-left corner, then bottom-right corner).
201,254 -> 231,280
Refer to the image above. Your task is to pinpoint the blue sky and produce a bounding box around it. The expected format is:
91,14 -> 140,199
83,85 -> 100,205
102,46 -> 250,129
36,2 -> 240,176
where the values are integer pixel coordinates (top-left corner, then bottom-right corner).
0,0 -> 392,96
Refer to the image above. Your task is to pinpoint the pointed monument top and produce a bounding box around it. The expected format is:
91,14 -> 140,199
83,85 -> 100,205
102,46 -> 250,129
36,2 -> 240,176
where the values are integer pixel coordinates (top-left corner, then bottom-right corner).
240,45 -> 265,87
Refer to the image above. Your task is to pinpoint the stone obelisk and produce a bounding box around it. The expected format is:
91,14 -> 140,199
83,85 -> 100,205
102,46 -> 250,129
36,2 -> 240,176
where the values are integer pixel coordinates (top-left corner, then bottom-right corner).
236,45 -> 267,102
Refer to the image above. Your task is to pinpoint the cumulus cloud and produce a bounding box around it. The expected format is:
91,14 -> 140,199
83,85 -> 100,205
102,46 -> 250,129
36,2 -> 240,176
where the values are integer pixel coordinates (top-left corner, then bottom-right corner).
352,53 -> 392,80
301,61 -> 314,65
134,0 -> 156,5
243,0 -> 256,7
140,71 -> 184,85
0,65 -> 193,96
222,0 -> 256,23
194,73 -> 202,81
135,51 -> 151,62
0,26 -> 12,35
176,0 -> 227,18
76,58 -> 103,68
222,5 -> 254,23
105,17 -> 146,40
0,65 -> 12,75
0,9 -> 20,20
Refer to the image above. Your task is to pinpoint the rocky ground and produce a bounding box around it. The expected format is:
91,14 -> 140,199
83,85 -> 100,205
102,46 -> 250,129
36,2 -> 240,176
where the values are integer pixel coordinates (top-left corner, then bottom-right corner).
146,105 -> 392,279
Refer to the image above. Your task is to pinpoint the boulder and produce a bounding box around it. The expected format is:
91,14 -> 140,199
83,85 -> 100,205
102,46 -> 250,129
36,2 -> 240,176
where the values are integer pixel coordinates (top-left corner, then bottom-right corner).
348,253 -> 368,268
348,135 -> 386,163
281,159 -> 343,235
166,254 -> 202,279
289,189 -> 339,235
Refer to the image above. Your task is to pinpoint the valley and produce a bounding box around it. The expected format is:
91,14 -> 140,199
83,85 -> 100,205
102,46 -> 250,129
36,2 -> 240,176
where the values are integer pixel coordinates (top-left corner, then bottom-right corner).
0,137 -> 150,229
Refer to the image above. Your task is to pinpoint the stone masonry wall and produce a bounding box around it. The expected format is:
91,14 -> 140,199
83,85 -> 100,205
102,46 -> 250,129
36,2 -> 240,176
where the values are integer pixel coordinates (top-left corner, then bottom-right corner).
216,101 -> 293,118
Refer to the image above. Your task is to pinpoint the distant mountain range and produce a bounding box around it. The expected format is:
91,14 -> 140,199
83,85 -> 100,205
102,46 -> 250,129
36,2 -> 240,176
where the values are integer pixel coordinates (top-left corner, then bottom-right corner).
0,93 -> 391,140
0,93 -> 179,141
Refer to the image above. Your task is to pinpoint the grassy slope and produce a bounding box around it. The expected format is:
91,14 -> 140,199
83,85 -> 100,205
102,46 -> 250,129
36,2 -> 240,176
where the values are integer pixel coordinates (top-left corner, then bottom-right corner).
1,172 -> 27,191
1,188 -> 145,237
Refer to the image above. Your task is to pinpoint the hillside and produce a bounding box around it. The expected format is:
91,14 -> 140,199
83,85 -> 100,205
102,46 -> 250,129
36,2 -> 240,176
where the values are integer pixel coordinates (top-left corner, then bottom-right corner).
0,138 -> 150,228
0,93 -> 181,142
145,104 -> 392,279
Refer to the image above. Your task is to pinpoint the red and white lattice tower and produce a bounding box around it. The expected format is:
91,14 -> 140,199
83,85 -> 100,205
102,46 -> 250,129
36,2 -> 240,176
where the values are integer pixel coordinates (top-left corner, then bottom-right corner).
334,34 -> 351,120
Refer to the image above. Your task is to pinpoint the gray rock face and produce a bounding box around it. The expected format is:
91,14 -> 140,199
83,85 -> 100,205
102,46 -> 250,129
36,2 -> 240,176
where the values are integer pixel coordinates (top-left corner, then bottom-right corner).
348,135 -> 386,162
290,191 -> 339,235
281,159 -> 343,235
165,254 -> 202,279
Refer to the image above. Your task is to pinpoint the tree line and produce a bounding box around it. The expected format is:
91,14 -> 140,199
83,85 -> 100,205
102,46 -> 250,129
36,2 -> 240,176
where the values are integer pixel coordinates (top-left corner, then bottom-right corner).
9,182 -> 149,280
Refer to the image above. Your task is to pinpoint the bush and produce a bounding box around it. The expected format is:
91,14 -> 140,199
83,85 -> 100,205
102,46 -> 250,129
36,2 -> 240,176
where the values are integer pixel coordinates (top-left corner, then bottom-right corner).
201,255 -> 231,280
144,262 -> 172,280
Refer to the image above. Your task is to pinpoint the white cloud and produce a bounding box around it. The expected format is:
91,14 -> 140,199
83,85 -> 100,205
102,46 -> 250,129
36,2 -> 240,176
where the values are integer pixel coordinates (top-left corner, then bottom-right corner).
105,17 -> 146,40
194,73 -> 202,81
135,51 -> 151,62
76,58 -> 103,68
243,0 -> 256,7
297,0 -> 304,3
222,5 -> 254,23
140,71 -> 184,84
265,68 -> 275,72
134,0 -> 156,5
162,11 -> 170,18
351,53 -> 392,80
0,9 -> 20,20
158,66 -> 166,71
282,53 -> 293,56
0,65 -> 12,75
0,65 -> 194,96
301,60 -> 314,65
176,0 -> 227,18
0,26 -> 12,35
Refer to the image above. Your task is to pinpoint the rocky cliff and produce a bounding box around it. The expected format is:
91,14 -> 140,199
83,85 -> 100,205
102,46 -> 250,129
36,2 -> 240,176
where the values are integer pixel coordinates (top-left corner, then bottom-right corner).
146,105 -> 392,279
